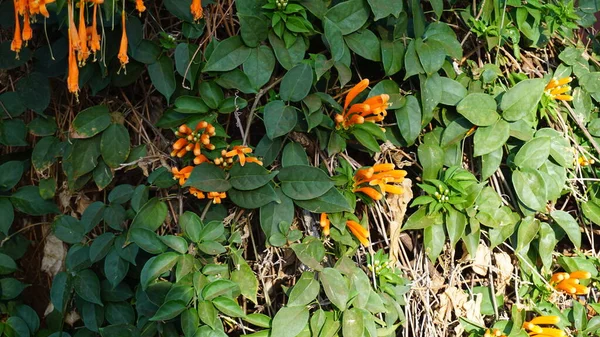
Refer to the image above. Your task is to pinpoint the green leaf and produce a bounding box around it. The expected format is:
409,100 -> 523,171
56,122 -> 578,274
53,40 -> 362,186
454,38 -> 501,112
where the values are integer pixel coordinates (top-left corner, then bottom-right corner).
105,302 -> 135,325
420,73 -> 442,125
228,184 -> 279,209
5,316 -> 30,337
180,211 -> 203,242
279,166 -> 334,200
203,36 -> 251,72
184,163 -> 231,192
202,279 -> 240,301
215,69 -> 257,95
418,143 -> 444,180
456,93 -> 499,126
129,228 -> 167,254
367,0 -> 402,20
0,92 -> 26,118
140,252 -> 180,290
402,207 -> 439,230
32,136 -> 60,171
174,43 -> 202,89
415,38 -> 445,75
14,305 -> 39,334
481,147 -> 503,180
0,198 -> 14,235
424,221 -> 445,261
89,233 -> 115,262
0,119 -> 27,146
104,248 -> 129,288
424,23 -> 462,59
342,308 -> 364,337
0,161 -> 23,191
28,116 -> 57,136
579,72 -> 600,93
473,119 -> 510,157
446,207 -> 467,247
244,313 -> 272,328
500,79 -> 545,121
66,137 -> 102,178
260,189 -> 294,243
320,268 -> 349,311
148,55 -> 176,104
212,297 -> 246,318
264,100 -> 299,139
108,184 -> 135,204
324,0 -> 370,35
395,95 -> 421,145
198,81 -> 223,109
129,197 -> 168,232
0,253 -> 17,275
243,45 -> 276,90
229,163 -> 278,191
550,210 -> 581,249
231,258 -> 259,304
324,18 -> 345,62
150,300 -> 187,321
288,272 -> 320,307
52,215 -> 85,244
516,216 -> 539,252
73,105 -> 111,138
159,235 -> 188,254
50,272 -> 72,312
344,29 -> 381,62
280,64 -> 313,102
293,187 -> 353,213
291,237 -> 325,271
16,72 -> 49,114
513,137 -> 550,170
439,77 -> 467,105
101,124 -> 130,168
174,96 -> 209,114
271,306 -> 309,337
268,31 -> 306,70
10,185 -> 59,216
75,269 -> 103,306
512,168 -> 547,212
381,38 -> 405,76
282,142 -> 309,167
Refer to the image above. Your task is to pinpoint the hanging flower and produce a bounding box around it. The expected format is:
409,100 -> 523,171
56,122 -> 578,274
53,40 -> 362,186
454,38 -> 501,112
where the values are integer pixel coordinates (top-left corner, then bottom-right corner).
38,0 -> 56,17
225,146 -> 254,166
353,163 -> 407,201
22,12 -> 32,43
320,213 -> 330,236
117,10 -> 129,72
135,0 -> 146,14
77,0 -> 90,65
551,270 -> 591,295
11,0 -> 23,57
207,191 -> 226,204
67,0 -> 79,95
545,77 -> 573,101
190,0 -> 203,21
334,79 -> 390,129
88,2 -> 101,58
189,187 -> 205,199
172,166 -> 194,186
346,220 -> 369,246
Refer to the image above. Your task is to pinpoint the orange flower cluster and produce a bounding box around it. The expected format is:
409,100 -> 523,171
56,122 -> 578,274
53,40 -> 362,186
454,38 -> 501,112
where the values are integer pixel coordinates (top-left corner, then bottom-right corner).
353,163 -> 407,201
190,0 -> 203,21
334,79 -> 390,129
10,0 -> 57,57
551,270 -> 591,295
171,121 -> 217,164
346,220 -> 369,246
320,213 -> 330,236
577,156 -> 595,167
483,328 -> 506,337
523,315 -> 564,337
171,166 -> 227,203
545,77 -> 573,101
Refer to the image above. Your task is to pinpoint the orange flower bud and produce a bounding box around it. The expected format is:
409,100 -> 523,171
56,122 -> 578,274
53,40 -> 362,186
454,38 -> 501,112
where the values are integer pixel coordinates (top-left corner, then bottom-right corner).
570,270 -> 591,279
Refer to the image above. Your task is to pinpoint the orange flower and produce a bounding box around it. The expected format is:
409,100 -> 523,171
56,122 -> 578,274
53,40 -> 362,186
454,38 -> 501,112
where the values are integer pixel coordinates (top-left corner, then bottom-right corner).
190,0 -> 203,21
135,0 -> 146,14
207,191 -> 226,204
346,220 -> 369,246
189,187 -> 205,199
77,0 -> 89,65
89,3 -> 101,57
225,146 -> 253,166
320,213 -> 330,236
38,0 -> 55,17
529,316 -> 560,325
483,329 -> 506,337
335,79 -> 390,129
352,163 -> 406,201
245,157 -> 263,166
117,10 -> 129,72
551,270 -> 591,295
67,0 -> 79,95
578,156 -> 595,167
22,12 -> 32,43
172,122 -> 216,160
545,77 -> 573,101
193,153 -> 209,165
11,0 -> 23,57
523,315 -> 564,337
172,166 -> 194,185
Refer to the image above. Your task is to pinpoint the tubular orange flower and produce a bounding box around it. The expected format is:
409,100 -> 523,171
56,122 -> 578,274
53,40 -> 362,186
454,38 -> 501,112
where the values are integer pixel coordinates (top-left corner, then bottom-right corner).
39,0 -> 56,17
354,167 -> 374,181
68,0 -> 81,51
320,213 -> 330,236
346,220 -> 369,246
89,3 -> 101,57
173,138 -> 188,151
344,79 -> 369,110
67,1 -> 79,95
245,157 -> 263,166
570,270 -> 592,279
117,10 -> 129,72
530,316 -> 560,326
190,0 -> 203,21
550,272 -> 569,283
553,270 -> 591,295
11,0 -> 23,57
135,0 -> 146,14
77,0 -> 89,65
336,79 -> 390,129
536,328 -> 566,337
22,12 -> 32,43
193,154 -> 209,165
225,146 -> 253,166
522,322 -> 543,334
353,186 -> 382,200
545,77 -> 573,101
353,163 -> 406,201
172,166 -> 194,185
